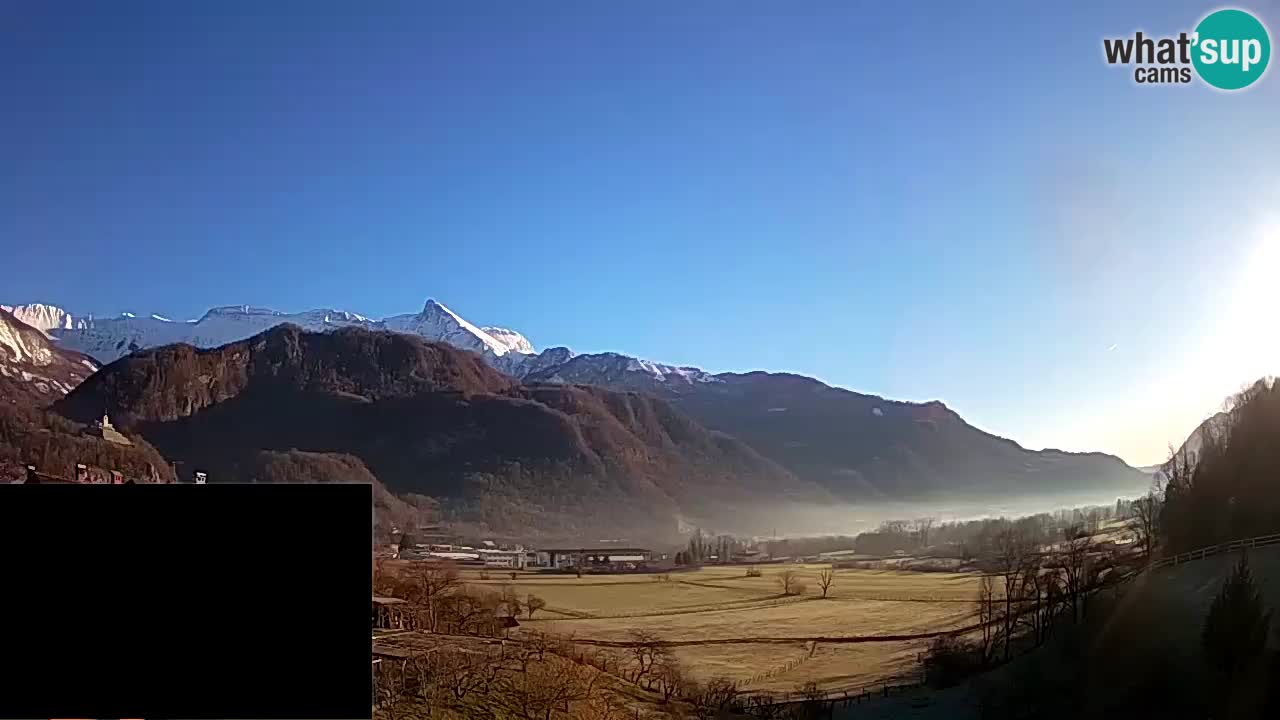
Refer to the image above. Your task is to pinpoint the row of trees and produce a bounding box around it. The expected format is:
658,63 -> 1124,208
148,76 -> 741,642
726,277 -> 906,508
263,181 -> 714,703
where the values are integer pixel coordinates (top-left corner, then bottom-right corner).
971,549 -> 1280,720
926,521 -> 1129,685
375,609 -> 834,719
375,634 -> 631,720
676,528 -> 742,565
375,562 -> 548,636
863,505 -> 1134,559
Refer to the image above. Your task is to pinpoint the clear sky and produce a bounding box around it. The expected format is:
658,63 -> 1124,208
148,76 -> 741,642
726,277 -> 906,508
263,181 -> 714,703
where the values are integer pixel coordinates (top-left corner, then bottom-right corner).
3,1 -> 1277,466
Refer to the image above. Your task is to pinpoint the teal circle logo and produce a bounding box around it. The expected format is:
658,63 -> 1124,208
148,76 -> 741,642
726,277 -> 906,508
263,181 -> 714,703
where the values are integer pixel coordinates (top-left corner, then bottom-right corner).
1192,9 -> 1271,90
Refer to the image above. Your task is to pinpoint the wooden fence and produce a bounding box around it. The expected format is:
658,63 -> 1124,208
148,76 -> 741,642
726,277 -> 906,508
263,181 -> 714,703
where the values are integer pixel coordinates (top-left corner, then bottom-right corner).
1150,532 -> 1280,569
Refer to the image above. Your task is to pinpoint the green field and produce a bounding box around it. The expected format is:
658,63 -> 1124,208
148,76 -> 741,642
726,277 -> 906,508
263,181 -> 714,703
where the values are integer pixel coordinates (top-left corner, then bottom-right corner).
462,564 -> 981,693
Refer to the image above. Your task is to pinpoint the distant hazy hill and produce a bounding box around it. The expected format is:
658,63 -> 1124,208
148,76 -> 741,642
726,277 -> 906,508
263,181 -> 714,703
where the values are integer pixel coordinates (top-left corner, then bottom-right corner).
56,325 -> 831,540
524,366 -> 1150,501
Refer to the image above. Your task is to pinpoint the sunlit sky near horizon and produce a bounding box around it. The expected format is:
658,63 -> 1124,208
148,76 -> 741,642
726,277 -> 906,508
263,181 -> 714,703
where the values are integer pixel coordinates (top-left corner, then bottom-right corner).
3,1 -> 1278,467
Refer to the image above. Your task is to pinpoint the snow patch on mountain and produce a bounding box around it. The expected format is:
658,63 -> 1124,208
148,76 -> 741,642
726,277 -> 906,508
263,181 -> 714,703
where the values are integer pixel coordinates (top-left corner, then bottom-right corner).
523,352 -> 722,388
482,326 -> 535,354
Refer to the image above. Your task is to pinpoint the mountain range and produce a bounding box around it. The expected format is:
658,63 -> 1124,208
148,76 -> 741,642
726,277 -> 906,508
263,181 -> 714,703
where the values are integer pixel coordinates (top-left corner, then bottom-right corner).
52,323 -> 824,539
2,298 -> 1152,537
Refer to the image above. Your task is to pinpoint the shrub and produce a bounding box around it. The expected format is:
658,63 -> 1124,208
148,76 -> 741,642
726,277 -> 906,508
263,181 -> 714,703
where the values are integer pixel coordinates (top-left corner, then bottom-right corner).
922,635 -> 988,688
1203,553 -> 1272,689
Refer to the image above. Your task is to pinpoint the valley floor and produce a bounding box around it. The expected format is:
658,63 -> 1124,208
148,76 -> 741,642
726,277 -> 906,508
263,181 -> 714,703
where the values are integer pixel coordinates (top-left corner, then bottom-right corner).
461,564 -> 981,695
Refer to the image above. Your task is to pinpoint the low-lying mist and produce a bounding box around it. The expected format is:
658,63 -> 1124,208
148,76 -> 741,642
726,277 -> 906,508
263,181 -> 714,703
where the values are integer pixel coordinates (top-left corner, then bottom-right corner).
733,483 -> 1155,540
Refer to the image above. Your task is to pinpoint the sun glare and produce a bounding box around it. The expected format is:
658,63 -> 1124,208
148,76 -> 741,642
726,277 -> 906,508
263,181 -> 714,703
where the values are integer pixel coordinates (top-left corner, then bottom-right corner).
1234,221 -> 1280,356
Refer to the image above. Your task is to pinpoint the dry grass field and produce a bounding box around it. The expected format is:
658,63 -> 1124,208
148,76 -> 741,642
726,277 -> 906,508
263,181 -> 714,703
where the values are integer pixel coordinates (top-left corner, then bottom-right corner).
460,565 -> 983,694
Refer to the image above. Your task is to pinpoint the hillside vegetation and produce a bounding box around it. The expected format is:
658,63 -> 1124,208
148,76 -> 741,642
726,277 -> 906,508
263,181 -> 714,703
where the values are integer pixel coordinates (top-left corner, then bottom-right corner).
1162,378 -> 1280,553
55,325 -> 832,540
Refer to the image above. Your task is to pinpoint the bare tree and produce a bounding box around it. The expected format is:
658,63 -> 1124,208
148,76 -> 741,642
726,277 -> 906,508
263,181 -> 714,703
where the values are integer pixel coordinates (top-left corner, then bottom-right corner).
817,568 -> 835,598
1128,480 -> 1163,562
991,525 -> 1033,661
489,656 -> 604,720
653,656 -> 684,701
912,517 -> 936,549
778,569 -> 801,596
1163,441 -> 1196,495
1022,551 -> 1061,647
625,630 -> 666,686
525,593 -> 547,618
691,676 -> 741,718
975,573 -> 998,664
430,646 -> 500,707
499,585 -> 524,618
395,562 -> 461,632
1058,524 -> 1094,624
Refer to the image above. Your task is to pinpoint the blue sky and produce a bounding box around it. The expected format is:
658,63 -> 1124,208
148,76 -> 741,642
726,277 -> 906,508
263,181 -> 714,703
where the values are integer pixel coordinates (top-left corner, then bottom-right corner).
3,1 -> 1277,466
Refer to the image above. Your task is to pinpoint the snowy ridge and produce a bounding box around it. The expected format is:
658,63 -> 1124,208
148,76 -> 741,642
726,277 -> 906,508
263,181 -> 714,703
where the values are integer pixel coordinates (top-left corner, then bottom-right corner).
0,303 -> 85,336
0,309 -> 98,400
482,326 -> 535,355
382,299 -> 515,358
22,297 -> 723,389
0,310 -> 54,366
523,352 -> 721,388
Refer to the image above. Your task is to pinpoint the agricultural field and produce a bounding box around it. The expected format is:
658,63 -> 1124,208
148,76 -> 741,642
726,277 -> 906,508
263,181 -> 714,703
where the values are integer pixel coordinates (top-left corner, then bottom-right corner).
460,564 -> 983,694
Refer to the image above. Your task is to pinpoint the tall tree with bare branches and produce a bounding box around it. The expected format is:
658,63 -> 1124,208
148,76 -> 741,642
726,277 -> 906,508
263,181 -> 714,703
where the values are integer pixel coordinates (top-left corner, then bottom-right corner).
991,525 -> 1033,661
1129,488 -> 1162,562
975,573 -> 998,664
778,569 -> 801,596
912,517 -> 936,549
817,568 -> 835,598
1058,524 -> 1093,624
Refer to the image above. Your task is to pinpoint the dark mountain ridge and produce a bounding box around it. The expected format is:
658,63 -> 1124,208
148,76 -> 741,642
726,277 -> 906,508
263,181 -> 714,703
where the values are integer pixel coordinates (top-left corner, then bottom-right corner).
56,325 -> 830,540
527,363 -> 1149,501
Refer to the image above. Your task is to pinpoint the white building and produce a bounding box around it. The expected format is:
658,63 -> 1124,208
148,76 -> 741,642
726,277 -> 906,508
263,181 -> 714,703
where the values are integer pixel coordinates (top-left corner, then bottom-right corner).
479,549 -> 526,569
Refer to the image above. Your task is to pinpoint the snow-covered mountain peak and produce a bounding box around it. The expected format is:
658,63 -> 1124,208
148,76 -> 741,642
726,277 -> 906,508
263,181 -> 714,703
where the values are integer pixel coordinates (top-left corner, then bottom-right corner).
0,309 -> 55,366
384,299 -> 515,357
22,297 -> 729,394
0,308 -> 99,402
483,326 -> 535,355
0,303 -> 80,336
